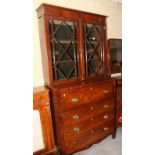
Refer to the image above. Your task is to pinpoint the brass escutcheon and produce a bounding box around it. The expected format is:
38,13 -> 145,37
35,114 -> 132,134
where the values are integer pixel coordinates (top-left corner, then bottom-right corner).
103,90 -> 109,94
103,115 -> 108,119
73,127 -> 80,132
103,104 -> 109,108
104,127 -> 108,131
73,115 -> 80,120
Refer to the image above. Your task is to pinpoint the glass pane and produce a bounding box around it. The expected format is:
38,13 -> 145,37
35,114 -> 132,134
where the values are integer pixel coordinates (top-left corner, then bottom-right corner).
110,40 -> 122,63
86,24 -> 101,41
84,23 -> 104,76
87,60 -> 102,76
109,39 -> 122,73
53,62 -> 77,80
49,19 -> 78,80
86,42 -> 102,60
111,65 -> 121,73
54,20 -> 76,40
54,42 -> 77,61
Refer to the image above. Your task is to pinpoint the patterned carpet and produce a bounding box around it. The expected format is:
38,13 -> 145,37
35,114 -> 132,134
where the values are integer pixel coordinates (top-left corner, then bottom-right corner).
74,128 -> 122,155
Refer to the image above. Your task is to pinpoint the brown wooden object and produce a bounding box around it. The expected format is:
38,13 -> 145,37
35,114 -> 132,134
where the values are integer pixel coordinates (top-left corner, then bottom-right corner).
107,39 -> 122,128
33,87 -> 57,155
115,77 -> 122,128
36,4 -> 116,155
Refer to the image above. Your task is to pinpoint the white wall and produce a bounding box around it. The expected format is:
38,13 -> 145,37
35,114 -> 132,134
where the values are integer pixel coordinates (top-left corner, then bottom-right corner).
33,110 -> 44,152
33,0 -> 122,87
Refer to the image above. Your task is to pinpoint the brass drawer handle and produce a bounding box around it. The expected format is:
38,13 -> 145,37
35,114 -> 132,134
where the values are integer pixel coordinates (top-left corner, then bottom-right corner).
104,127 -> 109,131
71,97 -> 78,103
103,115 -> 108,119
90,87 -> 93,91
103,90 -> 109,94
90,107 -> 94,110
103,104 -> 109,108
73,127 -> 80,132
73,115 -> 80,120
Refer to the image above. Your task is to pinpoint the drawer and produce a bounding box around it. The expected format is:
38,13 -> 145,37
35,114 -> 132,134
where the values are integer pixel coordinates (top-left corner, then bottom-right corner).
61,104 -> 94,126
63,121 -> 93,147
95,119 -> 114,131
59,83 -> 114,111
63,120 -> 92,136
93,99 -> 114,114
63,121 -> 114,153
59,87 -> 94,111
91,84 -> 114,100
92,110 -> 114,123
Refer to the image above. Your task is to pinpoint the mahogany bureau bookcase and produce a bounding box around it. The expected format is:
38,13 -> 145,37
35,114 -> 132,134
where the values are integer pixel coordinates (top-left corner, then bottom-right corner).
36,4 -> 116,155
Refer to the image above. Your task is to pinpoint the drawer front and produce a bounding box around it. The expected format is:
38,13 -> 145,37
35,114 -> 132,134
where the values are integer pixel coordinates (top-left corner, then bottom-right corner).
61,104 -> 94,126
59,87 -> 94,111
59,83 -> 114,111
63,121 -> 114,153
91,84 -> 114,100
63,119 -> 92,136
93,99 -> 114,114
92,110 -> 114,123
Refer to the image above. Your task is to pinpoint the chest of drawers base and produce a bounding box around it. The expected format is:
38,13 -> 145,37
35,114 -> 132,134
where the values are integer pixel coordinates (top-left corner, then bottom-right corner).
50,79 -> 116,155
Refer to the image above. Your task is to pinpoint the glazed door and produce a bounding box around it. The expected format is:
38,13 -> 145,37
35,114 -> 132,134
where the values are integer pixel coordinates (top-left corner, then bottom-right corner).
48,19 -> 80,81
83,22 -> 106,78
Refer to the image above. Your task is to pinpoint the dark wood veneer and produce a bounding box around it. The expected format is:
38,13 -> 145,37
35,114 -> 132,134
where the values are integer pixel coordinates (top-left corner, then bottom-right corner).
115,77 -> 122,128
107,38 -> 122,128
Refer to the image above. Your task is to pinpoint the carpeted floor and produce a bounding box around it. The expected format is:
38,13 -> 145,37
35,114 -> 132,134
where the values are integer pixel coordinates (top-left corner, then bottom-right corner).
74,128 -> 122,155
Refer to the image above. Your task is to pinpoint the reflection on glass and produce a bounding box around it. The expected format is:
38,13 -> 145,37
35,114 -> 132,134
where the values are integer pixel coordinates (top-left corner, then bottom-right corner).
109,39 -> 122,74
